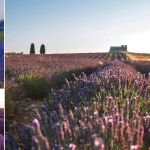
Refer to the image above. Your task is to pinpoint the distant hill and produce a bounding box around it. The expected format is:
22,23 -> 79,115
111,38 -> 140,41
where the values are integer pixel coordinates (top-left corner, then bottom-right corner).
0,20 -> 4,31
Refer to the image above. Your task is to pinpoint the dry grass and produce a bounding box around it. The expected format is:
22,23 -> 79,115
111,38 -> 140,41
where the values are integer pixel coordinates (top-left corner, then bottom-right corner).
127,52 -> 150,61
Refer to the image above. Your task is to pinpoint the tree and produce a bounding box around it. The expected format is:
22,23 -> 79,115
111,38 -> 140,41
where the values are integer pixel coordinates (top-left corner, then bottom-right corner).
30,43 -> 35,54
40,44 -> 45,54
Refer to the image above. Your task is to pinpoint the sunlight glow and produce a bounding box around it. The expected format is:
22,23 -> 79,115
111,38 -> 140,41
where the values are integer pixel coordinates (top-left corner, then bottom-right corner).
0,90 -> 4,108
126,30 -> 150,53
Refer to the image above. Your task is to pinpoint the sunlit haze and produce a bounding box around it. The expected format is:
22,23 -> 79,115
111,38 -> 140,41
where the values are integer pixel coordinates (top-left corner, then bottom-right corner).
6,0 -> 150,54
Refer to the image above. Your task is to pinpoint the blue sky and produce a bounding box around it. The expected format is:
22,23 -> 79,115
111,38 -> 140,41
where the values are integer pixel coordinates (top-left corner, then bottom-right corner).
0,0 -> 4,20
6,0 -> 150,53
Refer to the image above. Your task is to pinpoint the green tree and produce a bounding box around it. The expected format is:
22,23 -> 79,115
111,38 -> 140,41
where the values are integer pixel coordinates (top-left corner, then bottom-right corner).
30,43 -> 35,54
40,44 -> 45,54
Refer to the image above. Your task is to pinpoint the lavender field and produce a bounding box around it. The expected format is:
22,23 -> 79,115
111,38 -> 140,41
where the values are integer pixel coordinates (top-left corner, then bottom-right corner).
5,54 -> 150,150
5,0 -> 150,149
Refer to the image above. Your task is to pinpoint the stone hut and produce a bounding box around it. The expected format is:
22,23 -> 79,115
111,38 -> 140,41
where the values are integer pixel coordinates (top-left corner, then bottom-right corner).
109,45 -> 127,52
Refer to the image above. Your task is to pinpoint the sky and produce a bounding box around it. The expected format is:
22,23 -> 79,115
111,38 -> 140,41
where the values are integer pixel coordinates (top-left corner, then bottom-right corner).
5,0 -> 150,54
0,0 -> 4,20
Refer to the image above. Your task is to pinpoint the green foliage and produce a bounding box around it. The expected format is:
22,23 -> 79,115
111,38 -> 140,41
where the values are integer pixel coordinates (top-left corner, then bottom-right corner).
5,69 -> 13,79
0,31 -> 4,41
30,43 -> 35,54
5,89 -> 14,119
50,66 -> 98,89
18,74 -> 50,100
40,44 -> 45,54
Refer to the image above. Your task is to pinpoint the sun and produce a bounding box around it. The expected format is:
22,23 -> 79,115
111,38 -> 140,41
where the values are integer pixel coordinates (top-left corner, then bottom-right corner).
126,29 -> 150,53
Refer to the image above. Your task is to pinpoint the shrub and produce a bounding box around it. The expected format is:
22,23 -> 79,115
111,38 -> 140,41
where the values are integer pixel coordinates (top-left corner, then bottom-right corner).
50,66 -> 98,89
5,69 -> 13,79
5,89 -> 14,119
18,75 -> 50,100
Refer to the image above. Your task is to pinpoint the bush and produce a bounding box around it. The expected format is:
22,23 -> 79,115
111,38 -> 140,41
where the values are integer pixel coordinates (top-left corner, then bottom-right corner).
50,66 -> 98,89
5,69 -> 13,79
18,75 -> 50,100
5,90 -> 14,119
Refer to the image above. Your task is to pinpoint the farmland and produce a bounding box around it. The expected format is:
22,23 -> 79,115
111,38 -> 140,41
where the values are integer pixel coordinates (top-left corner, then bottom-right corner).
5,52 -> 150,150
127,52 -> 150,61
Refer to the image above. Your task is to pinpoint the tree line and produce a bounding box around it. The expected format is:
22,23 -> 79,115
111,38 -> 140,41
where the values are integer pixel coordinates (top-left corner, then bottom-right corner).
30,43 -> 46,54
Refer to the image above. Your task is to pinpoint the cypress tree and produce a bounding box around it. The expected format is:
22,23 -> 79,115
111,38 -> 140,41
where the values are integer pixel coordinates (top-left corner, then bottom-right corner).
30,43 -> 35,54
40,44 -> 45,54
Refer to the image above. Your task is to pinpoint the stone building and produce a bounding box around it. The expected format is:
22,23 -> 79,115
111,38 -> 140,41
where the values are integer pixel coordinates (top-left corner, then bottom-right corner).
109,45 -> 127,52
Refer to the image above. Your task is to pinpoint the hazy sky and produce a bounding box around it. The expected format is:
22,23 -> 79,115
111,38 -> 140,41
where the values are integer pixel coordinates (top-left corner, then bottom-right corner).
0,0 -> 4,20
6,0 -> 150,53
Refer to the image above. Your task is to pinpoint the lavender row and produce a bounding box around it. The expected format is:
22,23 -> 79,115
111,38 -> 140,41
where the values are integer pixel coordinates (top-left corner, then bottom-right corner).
6,61 -> 150,150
